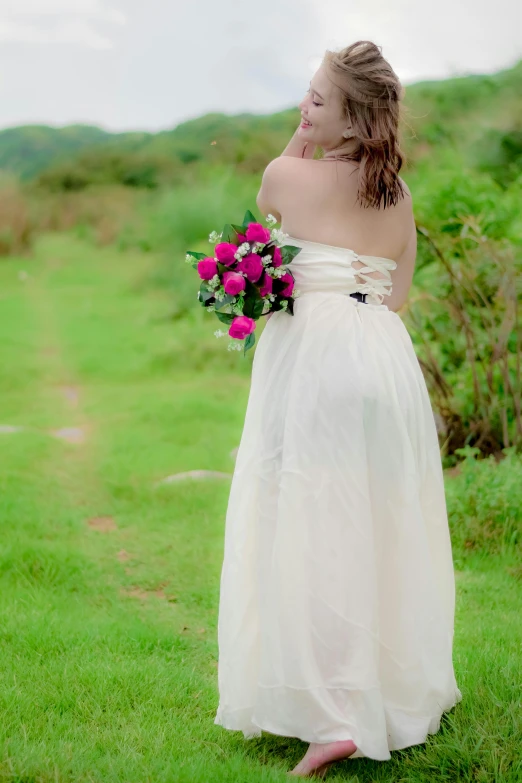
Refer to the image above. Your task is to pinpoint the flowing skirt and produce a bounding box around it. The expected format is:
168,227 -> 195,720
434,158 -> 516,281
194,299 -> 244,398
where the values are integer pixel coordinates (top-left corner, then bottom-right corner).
214,291 -> 462,761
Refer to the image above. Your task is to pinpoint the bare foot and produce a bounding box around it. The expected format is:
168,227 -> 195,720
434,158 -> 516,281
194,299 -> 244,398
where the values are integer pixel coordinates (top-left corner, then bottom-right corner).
288,739 -> 357,777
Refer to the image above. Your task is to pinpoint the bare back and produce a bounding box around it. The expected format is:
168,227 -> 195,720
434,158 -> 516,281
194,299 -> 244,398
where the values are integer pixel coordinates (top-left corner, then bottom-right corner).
268,157 -> 417,313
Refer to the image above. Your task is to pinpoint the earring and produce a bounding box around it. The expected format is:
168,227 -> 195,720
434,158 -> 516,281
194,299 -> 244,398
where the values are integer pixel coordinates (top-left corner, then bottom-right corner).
343,128 -> 354,139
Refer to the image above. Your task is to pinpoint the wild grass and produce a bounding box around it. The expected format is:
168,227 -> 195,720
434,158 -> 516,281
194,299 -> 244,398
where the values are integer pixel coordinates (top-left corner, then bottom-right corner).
0,236 -> 520,782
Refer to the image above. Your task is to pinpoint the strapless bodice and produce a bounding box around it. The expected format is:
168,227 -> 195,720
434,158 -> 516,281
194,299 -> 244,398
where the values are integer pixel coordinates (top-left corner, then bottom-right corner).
283,234 -> 397,307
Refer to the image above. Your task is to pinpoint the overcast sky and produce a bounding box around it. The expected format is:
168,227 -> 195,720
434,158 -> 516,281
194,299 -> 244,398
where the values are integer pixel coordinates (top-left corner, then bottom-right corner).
0,0 -> 520,132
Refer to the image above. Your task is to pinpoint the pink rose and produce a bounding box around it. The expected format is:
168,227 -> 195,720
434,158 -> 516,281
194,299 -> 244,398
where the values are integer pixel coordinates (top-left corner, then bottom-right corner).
272,246 -> 283,267
236,253 -> 263,283
236,233 -> 247,244
215,242 -> 238,266
259,271 -> 273,298
246,222 -> 271,244
280,272 -> 294,298
229,315 -> 256,340
223,270 -> 246,296
197,257 -> 218,280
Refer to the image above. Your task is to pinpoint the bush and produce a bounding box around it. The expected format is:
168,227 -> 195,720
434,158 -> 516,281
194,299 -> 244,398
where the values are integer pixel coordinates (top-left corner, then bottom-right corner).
471,127 -> 522,187
35,149 -> 185,192
0,177 -> 36,256
32,185 -> 143,247
446,446 -> 522,555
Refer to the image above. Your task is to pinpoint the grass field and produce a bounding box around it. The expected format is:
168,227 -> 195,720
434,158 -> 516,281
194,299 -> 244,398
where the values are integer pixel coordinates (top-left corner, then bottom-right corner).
0,236 -> 520,782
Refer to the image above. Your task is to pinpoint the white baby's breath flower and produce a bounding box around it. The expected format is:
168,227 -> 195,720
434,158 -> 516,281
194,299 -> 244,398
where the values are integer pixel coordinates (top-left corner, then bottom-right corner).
214,329 -> 226,338
208,230 -> 220,244
280,299 -> 289,310
234,242 -> 251,259
207,304 -> 215,312
266,214 -> 278,226
270,228 -> 289,244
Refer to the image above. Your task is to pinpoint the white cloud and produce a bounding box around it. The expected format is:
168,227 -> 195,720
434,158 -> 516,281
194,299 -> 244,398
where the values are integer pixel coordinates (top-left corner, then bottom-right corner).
1,0 -> 125,22
316,0 -> 522,84
0,0 -> 519,131
0,0 -> 125,48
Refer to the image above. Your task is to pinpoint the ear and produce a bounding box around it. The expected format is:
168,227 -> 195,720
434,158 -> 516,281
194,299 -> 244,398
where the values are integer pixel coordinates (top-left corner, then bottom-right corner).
256,157 -> 283,223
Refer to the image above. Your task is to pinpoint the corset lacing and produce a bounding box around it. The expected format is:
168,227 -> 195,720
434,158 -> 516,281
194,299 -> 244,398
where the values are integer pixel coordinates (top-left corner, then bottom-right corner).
350,253 -> 397,305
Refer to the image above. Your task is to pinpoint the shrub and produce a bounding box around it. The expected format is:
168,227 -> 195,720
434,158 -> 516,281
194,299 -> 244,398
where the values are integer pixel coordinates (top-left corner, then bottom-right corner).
445,446 -> 522,555
0,177 -> 36,256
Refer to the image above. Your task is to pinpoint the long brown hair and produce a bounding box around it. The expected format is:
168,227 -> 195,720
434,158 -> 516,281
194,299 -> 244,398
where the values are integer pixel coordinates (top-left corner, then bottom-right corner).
322,40 -> 408,210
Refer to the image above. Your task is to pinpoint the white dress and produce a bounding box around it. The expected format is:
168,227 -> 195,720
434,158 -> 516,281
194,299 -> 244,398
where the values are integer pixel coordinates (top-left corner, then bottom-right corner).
214,234 -> 462,761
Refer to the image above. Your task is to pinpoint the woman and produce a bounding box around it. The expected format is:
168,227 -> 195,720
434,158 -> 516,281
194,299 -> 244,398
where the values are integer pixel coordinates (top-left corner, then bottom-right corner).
214,40 -> 462,777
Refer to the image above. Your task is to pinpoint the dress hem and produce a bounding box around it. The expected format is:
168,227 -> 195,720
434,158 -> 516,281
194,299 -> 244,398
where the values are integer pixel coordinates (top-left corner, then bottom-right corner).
214,686 -> 463,762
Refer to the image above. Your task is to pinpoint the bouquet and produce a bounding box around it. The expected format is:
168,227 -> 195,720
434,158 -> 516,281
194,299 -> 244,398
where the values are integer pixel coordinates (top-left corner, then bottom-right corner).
185,210 -> 302,356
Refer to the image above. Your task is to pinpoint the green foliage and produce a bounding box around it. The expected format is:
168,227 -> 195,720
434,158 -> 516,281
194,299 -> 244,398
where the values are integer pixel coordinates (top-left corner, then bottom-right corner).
0,123 -> 112,180
446,447 -> 522,554
35,148 -> 184,191
471,127 -> 522,186
402,207 -> 521,457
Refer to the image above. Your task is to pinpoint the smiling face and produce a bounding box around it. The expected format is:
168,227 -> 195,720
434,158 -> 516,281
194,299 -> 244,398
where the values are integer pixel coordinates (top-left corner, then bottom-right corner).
298,61 -> 352,151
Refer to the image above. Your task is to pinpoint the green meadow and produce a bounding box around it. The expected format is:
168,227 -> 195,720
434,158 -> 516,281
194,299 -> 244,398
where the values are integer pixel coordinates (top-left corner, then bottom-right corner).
0,234 -> 520,782
1,57 -> 522,781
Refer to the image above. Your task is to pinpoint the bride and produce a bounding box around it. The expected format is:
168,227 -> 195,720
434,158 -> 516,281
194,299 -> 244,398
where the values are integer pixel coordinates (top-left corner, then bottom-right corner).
214,40 -> 462,777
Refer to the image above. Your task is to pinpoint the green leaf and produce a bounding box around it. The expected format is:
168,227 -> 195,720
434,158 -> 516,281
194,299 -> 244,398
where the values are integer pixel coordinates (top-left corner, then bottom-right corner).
199,282 -> 215,303
213,293 -> 236,311
242,209 -> 258,228
253,298 -> 266,318
186,250 -> 210,260
281,244 -> 302,264
242,289 -> 264,318
244,331 -> 256,356
215,311 -> 235,325
221,224 -> 238,244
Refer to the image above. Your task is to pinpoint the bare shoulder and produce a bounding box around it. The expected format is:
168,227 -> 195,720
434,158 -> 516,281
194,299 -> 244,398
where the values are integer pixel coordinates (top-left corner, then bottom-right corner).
261,155 -> 310,184
257,157 -> 311,220
263,155 -> 362,184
